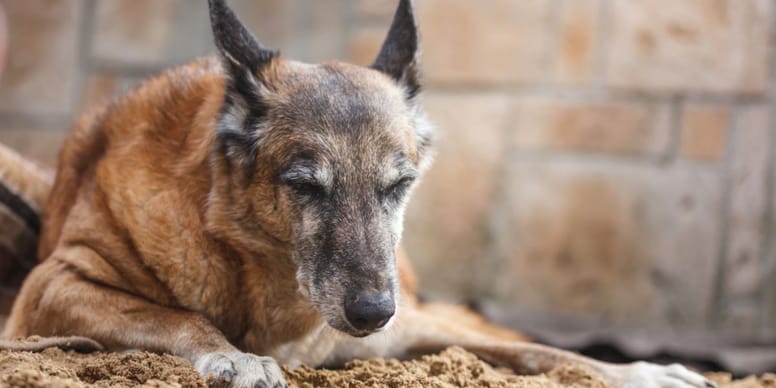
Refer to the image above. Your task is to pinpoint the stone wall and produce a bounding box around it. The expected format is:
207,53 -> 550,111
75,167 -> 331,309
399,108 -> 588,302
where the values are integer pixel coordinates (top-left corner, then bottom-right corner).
0,0 -> 774,337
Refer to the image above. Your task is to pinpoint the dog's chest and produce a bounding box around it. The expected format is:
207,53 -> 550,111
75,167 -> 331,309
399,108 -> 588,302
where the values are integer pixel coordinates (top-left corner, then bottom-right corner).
234,265 -> 325,355
266,323 -> 340,367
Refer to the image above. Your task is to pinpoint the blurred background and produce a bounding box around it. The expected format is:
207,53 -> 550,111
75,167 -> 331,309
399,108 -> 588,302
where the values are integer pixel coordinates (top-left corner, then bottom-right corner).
0,0 -> 775,373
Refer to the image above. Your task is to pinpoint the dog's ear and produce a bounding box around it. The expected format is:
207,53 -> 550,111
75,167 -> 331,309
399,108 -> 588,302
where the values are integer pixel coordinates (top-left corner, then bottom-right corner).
373,0 -> 431,167
209,0 -> 279,172
371,0 -> 421,100
208,0 -> 276,138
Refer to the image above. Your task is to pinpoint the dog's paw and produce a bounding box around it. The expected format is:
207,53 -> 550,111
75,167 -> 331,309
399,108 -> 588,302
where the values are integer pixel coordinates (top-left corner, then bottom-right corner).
194,351 -> 288,388
613,361 -> 715,388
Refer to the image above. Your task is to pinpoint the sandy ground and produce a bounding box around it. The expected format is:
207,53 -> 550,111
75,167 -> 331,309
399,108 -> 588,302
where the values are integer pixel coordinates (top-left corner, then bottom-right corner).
0,344 -> 773,388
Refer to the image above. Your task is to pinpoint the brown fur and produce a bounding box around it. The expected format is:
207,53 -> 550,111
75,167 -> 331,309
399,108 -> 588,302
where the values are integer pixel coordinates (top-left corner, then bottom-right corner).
2,55 -> 524,362
6,54 -> 522,349
10,58 -> 311,352
1,1 -> 713,386
0,56 -> 712,388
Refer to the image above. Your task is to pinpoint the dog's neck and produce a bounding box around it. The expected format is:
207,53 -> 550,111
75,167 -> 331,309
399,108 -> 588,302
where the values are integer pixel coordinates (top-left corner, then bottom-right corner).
203,139 -> 322,349
204,152 -> 294,259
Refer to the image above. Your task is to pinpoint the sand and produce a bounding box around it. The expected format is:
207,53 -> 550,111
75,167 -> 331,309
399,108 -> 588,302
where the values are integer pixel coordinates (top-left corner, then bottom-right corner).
0,347 -> 204,388
283,347 -> 608,388
0,344 -> 773,388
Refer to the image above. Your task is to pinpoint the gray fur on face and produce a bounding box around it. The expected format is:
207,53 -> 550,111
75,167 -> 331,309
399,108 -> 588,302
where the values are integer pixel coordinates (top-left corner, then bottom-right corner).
271,63 -> 429,336
210,0 -> 430,337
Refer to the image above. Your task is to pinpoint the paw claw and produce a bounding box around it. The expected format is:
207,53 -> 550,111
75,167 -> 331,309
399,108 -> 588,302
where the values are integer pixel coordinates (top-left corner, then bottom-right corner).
219,368 -> 235,383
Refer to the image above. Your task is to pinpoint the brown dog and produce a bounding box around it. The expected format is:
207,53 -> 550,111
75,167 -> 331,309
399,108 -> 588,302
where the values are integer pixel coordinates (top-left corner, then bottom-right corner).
2,1 -> 714,387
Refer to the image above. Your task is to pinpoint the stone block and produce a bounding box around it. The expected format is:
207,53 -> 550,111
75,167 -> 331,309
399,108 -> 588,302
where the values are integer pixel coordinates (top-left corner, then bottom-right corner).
354,0 -> 396,22
92,0 -> 299,68
555,0 -> 600,85
723,106 -> 771,298
494,161 -> 723,327
0,0 -> 83,117
416,0 -> 554,85
92,0 -> 181,67
0,128 -> 69,168
510,98 -> 671,157
347,27 -> 385,66
679,104 -> 731,162
605,0 -> 773,94
404,93 -> 511,296
299,0 -> 346,63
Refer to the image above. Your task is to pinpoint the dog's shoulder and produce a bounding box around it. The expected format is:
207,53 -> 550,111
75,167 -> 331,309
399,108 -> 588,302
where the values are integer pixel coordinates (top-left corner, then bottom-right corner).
39,58 -> 227,261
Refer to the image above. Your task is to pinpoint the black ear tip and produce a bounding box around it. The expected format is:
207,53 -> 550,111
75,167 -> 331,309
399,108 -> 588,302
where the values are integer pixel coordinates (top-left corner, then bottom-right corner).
207,0 -> 277,70
208,0 -> 227,20
207,0 -> 233,40
207,0 -> 247,41
393,0 -> 419,50
399,0 -> 414,16
396,0 -> 417,27
370,0 -> 421,89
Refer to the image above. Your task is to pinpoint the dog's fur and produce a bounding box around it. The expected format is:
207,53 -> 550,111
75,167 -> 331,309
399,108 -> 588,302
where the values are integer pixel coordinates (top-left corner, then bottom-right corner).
1,1 -> 714,387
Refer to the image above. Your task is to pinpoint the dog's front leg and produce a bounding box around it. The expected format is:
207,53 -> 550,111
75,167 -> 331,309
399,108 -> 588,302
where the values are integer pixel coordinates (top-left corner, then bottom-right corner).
4,260 -> 287,388
380,304 -> 714,388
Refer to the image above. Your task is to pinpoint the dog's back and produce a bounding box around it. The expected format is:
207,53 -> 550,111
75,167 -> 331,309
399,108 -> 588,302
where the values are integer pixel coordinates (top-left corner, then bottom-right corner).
0,59 -> 224,320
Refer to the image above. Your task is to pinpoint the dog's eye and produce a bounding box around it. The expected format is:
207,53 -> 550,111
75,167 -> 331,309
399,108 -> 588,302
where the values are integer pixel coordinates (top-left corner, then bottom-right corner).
285,179 -> 326,198
279,170 -> 327,199
382,176 -> 415,202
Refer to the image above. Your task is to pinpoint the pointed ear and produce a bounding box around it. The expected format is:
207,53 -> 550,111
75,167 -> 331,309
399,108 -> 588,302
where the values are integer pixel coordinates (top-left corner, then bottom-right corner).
209,0 -> 278,176
371,0 -> 421,100
208,0 -> 276,141
209,0 -> 276,76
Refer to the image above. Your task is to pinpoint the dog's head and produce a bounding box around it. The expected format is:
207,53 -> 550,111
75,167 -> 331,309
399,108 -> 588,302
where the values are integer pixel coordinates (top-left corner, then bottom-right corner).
207,0 -> 432,337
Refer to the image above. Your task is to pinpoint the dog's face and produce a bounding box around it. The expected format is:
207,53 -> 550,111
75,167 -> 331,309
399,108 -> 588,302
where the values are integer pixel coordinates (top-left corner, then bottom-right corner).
208,0 -> 432,337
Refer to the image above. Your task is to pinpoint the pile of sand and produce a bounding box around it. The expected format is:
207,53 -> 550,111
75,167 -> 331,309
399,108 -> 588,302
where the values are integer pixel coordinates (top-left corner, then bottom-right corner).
0,347 -> 204,388
0,345 -> 773,388
283,347 -> 608,388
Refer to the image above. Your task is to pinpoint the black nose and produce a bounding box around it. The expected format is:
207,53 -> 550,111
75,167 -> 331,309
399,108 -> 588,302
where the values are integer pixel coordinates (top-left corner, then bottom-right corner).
344,291 -> 395,331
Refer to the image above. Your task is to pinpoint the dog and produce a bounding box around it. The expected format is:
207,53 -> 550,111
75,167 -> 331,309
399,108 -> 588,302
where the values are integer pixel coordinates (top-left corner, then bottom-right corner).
1,1 -> 715,387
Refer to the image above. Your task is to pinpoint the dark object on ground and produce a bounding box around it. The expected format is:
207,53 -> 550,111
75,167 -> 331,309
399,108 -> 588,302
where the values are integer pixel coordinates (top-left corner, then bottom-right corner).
479,302 -> 776,377
0,336 -> 104,353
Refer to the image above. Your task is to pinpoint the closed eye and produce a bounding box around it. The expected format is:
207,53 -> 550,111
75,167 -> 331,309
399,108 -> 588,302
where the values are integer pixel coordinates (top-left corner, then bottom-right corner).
279,169 -> 328,199
288,180 -> 326,198
381,176 -> 415,202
